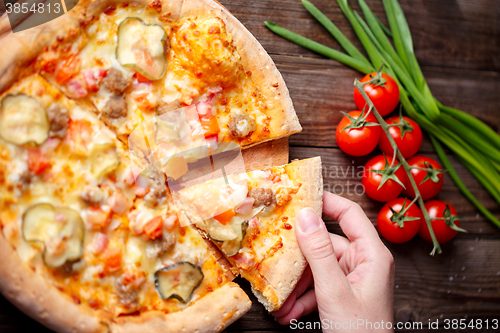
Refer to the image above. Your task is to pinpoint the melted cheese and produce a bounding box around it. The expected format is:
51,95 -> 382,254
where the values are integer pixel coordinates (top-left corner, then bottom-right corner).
1,3 -> 291,318
0,74 -> 232,316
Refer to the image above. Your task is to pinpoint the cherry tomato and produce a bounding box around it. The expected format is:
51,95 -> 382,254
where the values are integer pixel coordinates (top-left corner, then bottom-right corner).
419,200 -> 460,243
379,115 -> 422,159
336,110 -> 381,156
377,198 -> 422,243
354,72 -> 400,117
404,155 -> 444,200
362,155 -> 406,202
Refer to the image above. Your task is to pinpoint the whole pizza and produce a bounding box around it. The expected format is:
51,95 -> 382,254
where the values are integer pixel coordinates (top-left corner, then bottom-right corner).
0,0 -> 323,332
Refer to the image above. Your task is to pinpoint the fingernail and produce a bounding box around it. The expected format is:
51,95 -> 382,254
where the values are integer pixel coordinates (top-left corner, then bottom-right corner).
297,207 -> 321,234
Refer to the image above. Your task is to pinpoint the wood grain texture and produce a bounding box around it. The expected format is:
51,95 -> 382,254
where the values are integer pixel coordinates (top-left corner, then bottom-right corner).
242,137 -> 289,171
0,0 -> 499,332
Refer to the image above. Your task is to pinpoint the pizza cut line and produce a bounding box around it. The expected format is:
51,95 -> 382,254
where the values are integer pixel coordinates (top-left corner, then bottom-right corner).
0,0 -> 323,332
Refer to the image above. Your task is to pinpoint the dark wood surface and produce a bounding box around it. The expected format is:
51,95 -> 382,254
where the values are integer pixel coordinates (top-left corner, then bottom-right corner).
1,0 -> 500,332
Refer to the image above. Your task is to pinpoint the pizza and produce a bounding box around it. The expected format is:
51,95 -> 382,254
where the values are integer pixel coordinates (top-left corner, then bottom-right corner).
174,158 -> 323,311
0,0 -> 323,332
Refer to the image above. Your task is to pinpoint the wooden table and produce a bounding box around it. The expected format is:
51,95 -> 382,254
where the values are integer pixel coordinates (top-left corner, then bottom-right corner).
1,0 -> 499,332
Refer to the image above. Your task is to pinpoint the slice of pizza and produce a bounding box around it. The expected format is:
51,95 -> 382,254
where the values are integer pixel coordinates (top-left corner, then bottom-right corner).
0,74 -> 251,333
28,0 -> 301,148
173,157 -> 323,311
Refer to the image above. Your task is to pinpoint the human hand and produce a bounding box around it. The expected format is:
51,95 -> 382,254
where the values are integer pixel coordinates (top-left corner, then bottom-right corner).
272,191 -> 395,332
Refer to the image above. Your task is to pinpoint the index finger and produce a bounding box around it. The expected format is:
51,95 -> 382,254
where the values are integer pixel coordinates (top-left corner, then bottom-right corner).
322,190 -> 380,243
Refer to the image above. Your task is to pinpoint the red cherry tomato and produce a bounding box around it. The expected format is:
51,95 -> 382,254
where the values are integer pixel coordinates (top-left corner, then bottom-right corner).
379,116 -> 422,159
377,198 -> 422,243
404,155 -> 444,200
336,110 -> 381,156
354,73 -> 400,117
419,200 -> 460,244
362,155 -> 406,202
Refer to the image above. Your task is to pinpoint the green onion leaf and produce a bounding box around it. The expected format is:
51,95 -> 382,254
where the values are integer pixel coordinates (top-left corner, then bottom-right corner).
436,100 -> 500,151
336,0 -> 384,69
264,21 -> 373,74
301,0 -> 372,68
431,135 -> 500,228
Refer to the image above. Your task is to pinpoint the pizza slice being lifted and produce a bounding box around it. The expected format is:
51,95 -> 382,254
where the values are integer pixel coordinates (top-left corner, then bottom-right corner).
173,157 -> 323,311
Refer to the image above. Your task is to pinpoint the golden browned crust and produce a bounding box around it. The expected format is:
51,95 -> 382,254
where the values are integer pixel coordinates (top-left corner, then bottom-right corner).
251,157 -> 323,311
179,0 -> 302,146
109,282 -> 251,333
0,226 -> 251,333
0,231 -> 110,333
0,12 -> 76,93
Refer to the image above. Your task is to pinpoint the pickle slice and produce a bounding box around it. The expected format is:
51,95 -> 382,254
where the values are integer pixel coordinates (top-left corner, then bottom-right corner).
89,143 -> 120,179
22,203 -> 85,268
220,220 -> 249,257
0,94 -> 49,146
155,262 -> 204,303
207,220 -> 239,242
117,17 -> 167,80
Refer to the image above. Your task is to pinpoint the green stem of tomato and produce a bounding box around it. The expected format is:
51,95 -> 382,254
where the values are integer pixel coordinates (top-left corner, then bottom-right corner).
355,76 -> 442,255
399,196 -> 419,216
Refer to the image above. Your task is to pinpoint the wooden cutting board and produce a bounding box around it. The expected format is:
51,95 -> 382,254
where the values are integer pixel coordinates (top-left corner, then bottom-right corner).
241,137 -> 289,171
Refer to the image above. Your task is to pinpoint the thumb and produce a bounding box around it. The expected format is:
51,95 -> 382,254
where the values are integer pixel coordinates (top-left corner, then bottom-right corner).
295,208 -> 349,297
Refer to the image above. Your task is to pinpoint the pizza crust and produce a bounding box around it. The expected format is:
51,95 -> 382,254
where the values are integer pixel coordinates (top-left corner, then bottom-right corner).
0,226 -> 251,333
110,282 -> 250,333
249,157 -> 323,312
0,12 -> 76,93
0,229 -> 110,333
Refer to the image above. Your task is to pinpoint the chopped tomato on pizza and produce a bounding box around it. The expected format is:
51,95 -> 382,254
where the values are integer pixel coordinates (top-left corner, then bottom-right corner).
175,157 -> 322,311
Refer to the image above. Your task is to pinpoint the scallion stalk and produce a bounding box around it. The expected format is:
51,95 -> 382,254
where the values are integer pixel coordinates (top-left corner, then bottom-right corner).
264,21 -> 373,74
431,136 -> 500,228
436,100 -> 500,150
301,0 -> 372,68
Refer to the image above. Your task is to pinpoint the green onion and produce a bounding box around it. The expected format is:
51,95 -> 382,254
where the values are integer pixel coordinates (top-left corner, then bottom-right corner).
358,0 -> 405,74
335,0 -> 384,69
437,114 -> 500,164
375,14 -> 392,38
301,0 -> 372,68
436,100 -> 500,150
264,22 -> 373,73
381,0 -> 423,87
431,136 -> 500,228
